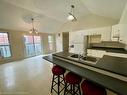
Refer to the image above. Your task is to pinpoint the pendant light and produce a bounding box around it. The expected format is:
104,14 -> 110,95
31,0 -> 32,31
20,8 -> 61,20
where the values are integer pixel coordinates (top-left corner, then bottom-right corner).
67,5 -> 77,21
29,18 -> 38,34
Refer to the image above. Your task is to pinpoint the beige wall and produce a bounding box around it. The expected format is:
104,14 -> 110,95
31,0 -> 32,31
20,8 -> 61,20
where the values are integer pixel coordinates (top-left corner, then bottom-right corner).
62,32 -> 69,52
56,33 -> 63,52
41,33 -> 56,54
120,3 -> 127,24
0,29 -> 56,64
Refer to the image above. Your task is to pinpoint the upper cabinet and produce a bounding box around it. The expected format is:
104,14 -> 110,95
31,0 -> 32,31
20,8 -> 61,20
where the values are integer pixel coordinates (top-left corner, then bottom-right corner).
111,24 -> 120,41
69,27 -> 112,53
111,24 -> 126,44
69,26 -> 112,45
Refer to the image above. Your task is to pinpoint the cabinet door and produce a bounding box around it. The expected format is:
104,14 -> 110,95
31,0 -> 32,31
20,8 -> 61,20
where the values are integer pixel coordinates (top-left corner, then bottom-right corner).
87,49 -> 93,56
119,24 -> 126,44
87,49 -> 106,58
101,27 -> 112,41
111,25 -> 120,41
105,52 -> 127,58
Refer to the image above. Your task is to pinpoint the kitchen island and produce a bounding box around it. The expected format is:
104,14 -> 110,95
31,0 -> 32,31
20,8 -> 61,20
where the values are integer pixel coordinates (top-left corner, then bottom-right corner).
43,52 -> 127,95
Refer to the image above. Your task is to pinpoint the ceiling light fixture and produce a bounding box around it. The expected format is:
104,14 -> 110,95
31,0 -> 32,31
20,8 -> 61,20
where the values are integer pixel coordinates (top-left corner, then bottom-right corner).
29,18 -> 38,34
67,5 -> 77,21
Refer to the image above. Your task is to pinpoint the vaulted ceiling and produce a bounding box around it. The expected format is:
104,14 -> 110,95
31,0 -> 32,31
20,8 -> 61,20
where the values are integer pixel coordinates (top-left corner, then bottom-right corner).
0,0 -> 127,33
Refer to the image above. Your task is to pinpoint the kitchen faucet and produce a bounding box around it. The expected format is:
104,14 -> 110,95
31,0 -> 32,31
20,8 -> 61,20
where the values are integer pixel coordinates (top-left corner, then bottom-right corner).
78,52 -> 85,60
78,51 -> 88,60
78,52 -> 88,61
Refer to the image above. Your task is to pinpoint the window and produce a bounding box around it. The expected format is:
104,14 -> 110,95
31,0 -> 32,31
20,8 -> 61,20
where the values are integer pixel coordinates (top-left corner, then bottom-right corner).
34,36 -> 42,54
48,35 -> 54,51
0,33 -> 11,58
24,35 -> 42,57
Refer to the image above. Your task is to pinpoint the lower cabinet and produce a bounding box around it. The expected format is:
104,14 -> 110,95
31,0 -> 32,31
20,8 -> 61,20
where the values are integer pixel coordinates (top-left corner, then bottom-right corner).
70,48 -> 127,58
105,52 -> 127,58
87,49 -> 106,58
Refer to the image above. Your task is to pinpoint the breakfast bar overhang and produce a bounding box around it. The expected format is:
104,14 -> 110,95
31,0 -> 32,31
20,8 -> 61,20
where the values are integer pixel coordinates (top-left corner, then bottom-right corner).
43,52 -> 127,95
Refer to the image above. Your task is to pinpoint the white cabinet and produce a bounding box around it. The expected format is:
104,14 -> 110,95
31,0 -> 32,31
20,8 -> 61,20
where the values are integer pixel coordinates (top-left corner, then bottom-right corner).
87,49 -> 106,58
105,52 -> 127,58
111,24 -> 120,41
111,24 -> 126,44
69,26 -> 112,45
88,49 -> 127,58
119,24 -> 126,44
100,27 -> 112,41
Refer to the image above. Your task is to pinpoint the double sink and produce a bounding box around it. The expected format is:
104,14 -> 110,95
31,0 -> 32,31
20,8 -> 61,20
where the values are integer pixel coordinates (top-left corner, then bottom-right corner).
68,54 -> 99,64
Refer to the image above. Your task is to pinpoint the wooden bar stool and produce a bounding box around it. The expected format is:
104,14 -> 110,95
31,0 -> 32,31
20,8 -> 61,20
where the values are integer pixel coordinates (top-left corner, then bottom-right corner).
81,80 -> 107,95
51,65 -> 66,95
64,72 -> 82,95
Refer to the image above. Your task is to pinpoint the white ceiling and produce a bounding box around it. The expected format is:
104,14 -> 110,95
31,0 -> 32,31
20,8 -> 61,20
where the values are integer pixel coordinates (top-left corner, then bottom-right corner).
82,0 -> 127,19
0,0 -> 127,33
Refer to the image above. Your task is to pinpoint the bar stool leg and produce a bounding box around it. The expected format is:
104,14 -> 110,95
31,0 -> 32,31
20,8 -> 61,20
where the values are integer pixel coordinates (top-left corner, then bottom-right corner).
58,75 -> 60,95
70,85 -> 73,93
78,84 -> 81,95
51,75 -> 55,93
64,82 -> 67,95
73,84 -> 75,95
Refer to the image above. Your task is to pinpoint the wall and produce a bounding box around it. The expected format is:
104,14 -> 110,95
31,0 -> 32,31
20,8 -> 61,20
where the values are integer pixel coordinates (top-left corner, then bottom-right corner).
119,2 -> 127,50
0,29 -> 56,64
69,26 -> 112,53
41,33 -> 56,54
56,14 -> 118,52
69,26 -> 112,42
62,32 -> 69,52
56,33 -> 63,52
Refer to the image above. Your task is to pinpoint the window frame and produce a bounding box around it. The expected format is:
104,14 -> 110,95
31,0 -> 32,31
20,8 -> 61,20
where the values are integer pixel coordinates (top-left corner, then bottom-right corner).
48,35 -> 54,51
24,35 -> 42,57
0,31 -> 12,59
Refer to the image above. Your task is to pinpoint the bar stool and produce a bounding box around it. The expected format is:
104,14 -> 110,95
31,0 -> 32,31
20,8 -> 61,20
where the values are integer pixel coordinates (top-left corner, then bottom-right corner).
64,72 -> 82,95
81,80 -> 107,95
51,65 -> 66,95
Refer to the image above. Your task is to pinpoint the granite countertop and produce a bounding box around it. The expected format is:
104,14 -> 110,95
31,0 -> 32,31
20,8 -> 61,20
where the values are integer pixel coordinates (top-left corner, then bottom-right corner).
43,54 -> 127,95
53,52 -> 127,77
88,47 -> 127,54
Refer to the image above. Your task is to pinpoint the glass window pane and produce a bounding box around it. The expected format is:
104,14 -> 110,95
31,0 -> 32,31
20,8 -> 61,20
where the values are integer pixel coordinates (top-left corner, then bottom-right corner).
0,33 -> 11,58
48,35 -> 53,51
24,35 -> 33,44
24,35 -> 42,57
48,35 -> 53,43
34,36 -> 41,43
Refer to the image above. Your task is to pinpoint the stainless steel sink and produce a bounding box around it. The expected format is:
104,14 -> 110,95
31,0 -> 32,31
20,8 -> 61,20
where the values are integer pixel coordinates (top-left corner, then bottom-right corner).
68,54 -> 99,64
70,54 -> 79,58
81,56 -> 97,62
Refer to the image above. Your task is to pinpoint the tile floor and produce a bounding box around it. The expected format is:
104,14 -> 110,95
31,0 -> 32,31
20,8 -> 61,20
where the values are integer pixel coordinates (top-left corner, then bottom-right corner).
0,55 -> 117,95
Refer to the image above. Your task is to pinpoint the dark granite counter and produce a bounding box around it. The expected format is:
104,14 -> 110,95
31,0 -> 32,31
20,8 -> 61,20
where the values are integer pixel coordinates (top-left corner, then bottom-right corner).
43,55 -> 127,95
53,52 -> 127,77
88,47 -> 127,54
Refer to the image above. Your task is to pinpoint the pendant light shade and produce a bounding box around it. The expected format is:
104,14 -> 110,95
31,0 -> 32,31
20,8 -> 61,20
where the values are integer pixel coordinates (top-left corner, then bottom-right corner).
67,5 -> 77,21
